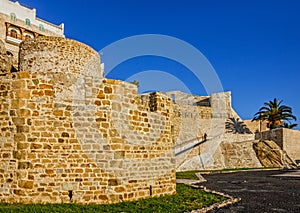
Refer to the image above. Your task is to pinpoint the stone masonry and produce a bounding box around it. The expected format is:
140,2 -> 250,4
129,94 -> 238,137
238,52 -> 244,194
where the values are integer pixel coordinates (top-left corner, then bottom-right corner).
1,35 -> 299,204
256,128 -> 300,162
0,36 -> 176,204
170,90 -> 262,171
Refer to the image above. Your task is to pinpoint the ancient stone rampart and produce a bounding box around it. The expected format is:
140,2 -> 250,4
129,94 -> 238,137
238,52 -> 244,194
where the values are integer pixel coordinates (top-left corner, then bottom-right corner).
171,91 -> 265,171
171,91 -> 236,171
0,37 -> 176,204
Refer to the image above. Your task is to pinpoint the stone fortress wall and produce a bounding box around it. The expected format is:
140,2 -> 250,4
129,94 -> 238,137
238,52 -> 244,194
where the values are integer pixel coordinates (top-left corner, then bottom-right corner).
0,36 -> 176,204
170,90 -> 299,171
0,35 -> 299,204
170,91 -> 263,171
0,0 -> 299,206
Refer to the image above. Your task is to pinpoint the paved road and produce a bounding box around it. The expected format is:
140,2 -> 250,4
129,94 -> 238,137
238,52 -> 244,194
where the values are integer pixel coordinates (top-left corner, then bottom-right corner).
199,169 -> 300,212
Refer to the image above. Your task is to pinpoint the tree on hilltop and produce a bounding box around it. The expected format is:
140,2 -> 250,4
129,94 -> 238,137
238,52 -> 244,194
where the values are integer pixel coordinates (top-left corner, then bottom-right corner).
252,98 -> 297,130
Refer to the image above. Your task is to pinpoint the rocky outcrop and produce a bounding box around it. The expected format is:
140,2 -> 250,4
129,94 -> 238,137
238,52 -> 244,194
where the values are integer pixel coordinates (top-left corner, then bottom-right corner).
253,140 -> 297,169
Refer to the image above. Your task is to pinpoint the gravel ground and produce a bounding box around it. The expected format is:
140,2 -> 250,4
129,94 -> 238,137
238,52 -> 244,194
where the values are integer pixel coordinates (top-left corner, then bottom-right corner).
199,169 -> 300,212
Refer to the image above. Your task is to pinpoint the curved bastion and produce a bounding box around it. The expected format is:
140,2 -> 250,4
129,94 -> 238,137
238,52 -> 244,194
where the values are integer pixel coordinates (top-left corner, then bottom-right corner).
19,36 -> 102,77
0,36 -> 176,204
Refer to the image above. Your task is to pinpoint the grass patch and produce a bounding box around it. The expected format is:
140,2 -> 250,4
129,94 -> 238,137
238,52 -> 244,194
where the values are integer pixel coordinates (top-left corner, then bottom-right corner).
176,170 -> 200,180
0,184 -> 226,213
176,167 -> 276,180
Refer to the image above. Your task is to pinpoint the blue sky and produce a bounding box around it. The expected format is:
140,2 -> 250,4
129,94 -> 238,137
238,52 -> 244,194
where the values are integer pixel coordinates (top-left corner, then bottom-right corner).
20,0 -> 300,125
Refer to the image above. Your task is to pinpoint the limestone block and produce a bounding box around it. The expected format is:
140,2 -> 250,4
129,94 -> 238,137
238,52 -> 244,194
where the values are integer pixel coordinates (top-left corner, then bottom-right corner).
62,182 -> 79,191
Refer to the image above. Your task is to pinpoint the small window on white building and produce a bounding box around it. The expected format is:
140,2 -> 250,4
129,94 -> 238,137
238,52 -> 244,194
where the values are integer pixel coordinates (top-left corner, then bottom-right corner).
10,29 -> 18,38
10,13 -> 16,21
39,24 -> 44,32
25,18 -> 31,26
8,27 -> 21,39
24,32 -> 34,39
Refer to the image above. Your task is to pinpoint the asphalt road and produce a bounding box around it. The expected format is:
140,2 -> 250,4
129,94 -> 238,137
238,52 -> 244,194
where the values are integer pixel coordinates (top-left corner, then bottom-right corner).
199,169 -> 300,213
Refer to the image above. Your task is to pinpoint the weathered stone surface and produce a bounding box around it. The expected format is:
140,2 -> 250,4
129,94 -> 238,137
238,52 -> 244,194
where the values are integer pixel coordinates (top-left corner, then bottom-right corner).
3,32 -> 298,206
18,161 -> 31,169
256,128 -> 300,162
0,39 -> 12,74
253,140 -> 297,169
0,36 -> 175,204
0,39 -> 5,54
62,182 -> 78,191
18,180 -> 34,189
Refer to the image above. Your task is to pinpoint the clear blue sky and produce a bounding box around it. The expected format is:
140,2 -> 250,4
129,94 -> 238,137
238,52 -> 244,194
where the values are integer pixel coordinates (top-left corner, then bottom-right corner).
20,0 -> 300,126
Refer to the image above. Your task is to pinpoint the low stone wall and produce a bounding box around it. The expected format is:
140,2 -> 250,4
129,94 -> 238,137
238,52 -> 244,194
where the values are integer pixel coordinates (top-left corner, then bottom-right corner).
215,133 -> 260,169
0,37 -> 176,204
220,140 -> 262,169
243,120 -> 268,133
222,133 -> 255,143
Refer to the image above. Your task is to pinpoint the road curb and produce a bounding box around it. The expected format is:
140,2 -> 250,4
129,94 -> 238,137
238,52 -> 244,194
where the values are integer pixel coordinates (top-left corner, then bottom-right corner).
177,179 -> 240,213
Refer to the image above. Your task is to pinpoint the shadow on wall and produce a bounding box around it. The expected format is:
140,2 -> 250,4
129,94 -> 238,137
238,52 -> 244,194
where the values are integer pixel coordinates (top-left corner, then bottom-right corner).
225,117 -> 252,134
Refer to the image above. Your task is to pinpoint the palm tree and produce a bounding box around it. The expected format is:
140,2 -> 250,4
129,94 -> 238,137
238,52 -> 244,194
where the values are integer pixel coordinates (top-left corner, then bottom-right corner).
283,122 -> 298,129
130,80 -> 140,88
252,98 -> 297,129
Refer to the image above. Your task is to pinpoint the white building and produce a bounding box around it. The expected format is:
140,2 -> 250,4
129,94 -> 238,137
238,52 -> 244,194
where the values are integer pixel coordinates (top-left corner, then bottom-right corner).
0,0 -> 64,66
